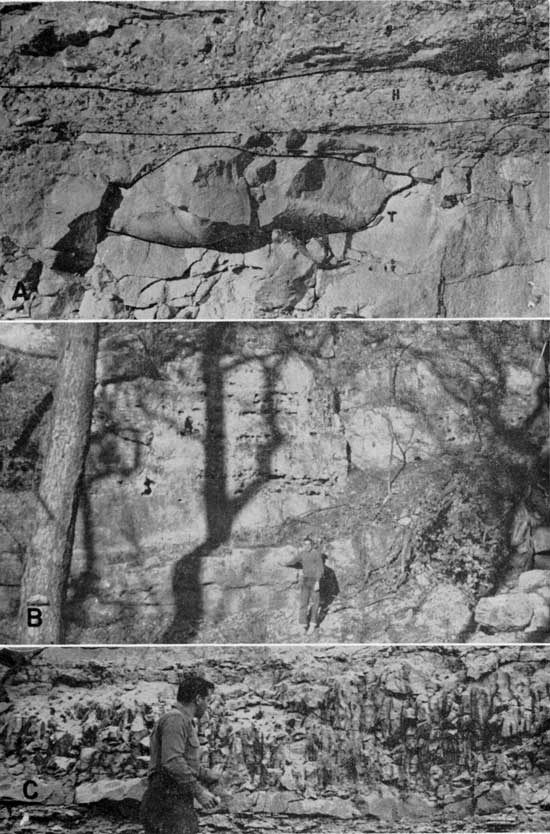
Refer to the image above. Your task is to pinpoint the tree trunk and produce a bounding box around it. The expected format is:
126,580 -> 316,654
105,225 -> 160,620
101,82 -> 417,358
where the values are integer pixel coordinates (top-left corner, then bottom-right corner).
17,324 -> 98,643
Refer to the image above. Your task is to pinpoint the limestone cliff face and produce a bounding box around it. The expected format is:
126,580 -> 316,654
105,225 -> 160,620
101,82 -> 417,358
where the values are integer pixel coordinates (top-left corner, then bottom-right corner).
0,321 -> 547,644
0,1 -> 548,319
1,646 -> 550,833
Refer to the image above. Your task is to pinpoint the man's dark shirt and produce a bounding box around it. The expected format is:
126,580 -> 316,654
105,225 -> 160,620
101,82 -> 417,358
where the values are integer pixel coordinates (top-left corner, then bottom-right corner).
301,548 -> 324,581
148,704 -> 203,795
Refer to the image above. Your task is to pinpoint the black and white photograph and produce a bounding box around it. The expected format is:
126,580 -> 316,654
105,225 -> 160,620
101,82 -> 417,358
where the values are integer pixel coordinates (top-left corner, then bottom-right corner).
0,2 -> 549,832
2,645 -> 550,833
0,0 -> 548,319
0,320 -> 547,645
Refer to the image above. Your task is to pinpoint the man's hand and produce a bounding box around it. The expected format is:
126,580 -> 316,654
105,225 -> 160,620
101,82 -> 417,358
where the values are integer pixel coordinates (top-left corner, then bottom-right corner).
196,786 -> 218,811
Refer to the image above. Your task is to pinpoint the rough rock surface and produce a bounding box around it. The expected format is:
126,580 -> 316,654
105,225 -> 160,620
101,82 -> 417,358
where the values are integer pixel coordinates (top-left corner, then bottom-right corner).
0,1 -> 548,319
0,320 -> 547,643
2,646 -> 550,833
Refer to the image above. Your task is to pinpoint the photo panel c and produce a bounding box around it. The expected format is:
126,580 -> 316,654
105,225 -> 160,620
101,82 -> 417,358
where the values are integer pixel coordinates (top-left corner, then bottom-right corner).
1,644 -> 550,833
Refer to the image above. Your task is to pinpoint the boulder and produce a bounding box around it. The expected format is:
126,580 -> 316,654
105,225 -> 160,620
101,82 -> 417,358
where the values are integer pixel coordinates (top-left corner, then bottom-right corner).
94,235 -> 200,281
75,777 -> 145,805
111,150 -> 253,248
291,796 -> 356,818
360,785 -> 403,821
415,584 -> 472,640
475,594 -> 534,631
518,570 -> 550,593
252,156 -> 412,236
443,797 -> 475,818
525,594 -> 550,632
476,783 -> 514,815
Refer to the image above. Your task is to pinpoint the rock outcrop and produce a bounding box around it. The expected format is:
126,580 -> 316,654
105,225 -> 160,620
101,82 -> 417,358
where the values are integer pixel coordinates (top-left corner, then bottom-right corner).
0,0 -> 548,319
2,646 -> 550,833
0,320 -> 547,643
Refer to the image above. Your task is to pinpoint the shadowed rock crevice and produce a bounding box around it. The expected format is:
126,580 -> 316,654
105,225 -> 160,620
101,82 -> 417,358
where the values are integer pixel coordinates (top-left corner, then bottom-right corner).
51,183 -> 122,274
18,24 -> 116,58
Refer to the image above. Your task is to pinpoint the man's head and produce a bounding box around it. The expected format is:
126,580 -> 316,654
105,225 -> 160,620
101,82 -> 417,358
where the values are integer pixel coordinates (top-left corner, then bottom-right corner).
177,674 -> 215,718
304,536 -> 314,549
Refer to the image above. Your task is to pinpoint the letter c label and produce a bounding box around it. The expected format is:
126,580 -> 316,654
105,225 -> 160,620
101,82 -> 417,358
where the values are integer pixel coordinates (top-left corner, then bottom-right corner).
23,779 -> 38,799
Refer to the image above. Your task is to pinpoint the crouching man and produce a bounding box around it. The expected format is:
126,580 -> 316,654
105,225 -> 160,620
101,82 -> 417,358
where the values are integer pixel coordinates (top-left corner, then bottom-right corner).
140,674 -> 220,834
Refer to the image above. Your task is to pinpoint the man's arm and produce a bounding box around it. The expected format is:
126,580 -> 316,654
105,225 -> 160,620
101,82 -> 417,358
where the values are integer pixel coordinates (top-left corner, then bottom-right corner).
160,714 -> 217,809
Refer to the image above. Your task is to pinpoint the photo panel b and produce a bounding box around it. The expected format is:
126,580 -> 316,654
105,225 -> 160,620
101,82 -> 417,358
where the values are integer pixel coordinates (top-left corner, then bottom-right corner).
0,319 -> 548,645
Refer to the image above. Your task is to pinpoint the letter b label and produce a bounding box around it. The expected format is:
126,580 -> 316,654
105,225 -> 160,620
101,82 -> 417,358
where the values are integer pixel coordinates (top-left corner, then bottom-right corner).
27,607 -> 43,627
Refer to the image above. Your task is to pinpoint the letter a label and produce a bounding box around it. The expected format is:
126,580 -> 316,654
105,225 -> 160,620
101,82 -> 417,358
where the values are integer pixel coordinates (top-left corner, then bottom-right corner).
12,281 -> 31,301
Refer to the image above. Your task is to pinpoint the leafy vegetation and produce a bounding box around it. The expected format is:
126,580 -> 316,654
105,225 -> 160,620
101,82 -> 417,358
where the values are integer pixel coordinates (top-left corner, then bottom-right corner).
414,468 -> 506,598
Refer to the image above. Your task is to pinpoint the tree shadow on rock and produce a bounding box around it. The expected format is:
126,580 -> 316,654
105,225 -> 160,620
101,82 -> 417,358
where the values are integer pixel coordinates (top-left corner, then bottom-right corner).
163,322 -> 287,642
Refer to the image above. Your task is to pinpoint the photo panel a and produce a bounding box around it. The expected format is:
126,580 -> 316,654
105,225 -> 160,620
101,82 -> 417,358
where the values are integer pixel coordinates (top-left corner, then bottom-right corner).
0,0 -> 548,320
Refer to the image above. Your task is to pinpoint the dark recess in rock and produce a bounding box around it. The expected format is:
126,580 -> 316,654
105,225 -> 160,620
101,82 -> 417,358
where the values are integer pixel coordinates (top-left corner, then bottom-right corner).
52,184 -> 122,274
285,128 -> 307,152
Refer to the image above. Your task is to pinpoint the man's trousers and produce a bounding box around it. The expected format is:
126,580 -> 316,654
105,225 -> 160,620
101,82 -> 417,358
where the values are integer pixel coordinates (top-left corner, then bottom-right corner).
140,773 -> 199,834
299,577 -> 320,625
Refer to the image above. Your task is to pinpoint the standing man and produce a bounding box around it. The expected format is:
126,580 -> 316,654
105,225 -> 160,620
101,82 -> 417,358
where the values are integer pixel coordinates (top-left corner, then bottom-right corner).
140,674 -> 220,834
299,537 -> 324,631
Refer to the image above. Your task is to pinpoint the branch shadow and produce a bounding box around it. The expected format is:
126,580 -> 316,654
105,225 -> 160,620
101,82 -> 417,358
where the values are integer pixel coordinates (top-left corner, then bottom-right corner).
163,322 -> 287,642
